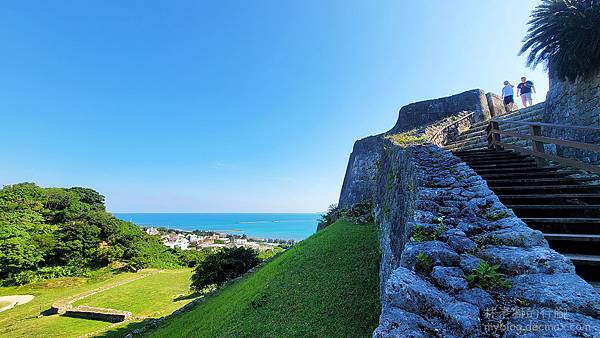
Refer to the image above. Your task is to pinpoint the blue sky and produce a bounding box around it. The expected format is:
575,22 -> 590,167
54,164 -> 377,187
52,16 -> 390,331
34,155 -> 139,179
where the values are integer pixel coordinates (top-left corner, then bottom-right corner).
0,1 -> 547,212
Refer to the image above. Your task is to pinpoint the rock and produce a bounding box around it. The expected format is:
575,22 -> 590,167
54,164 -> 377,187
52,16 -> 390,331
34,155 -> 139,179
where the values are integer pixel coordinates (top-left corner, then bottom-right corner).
384,267 -> 480,335
431,266 -> 467,291
445,234 -> 477,254
373,307 -> 435,338
416,199 -> 440,213
507,273 -> 600,318
441,301 -> 480,335
414,210 -> 438,224
459,253 -> 481,274
457,221 -> 483,235
481,246 -> 575,275
504,307 -> 600,338
473,226 -> 546,248
400,241 -> 460,270
456,288 -> 496,310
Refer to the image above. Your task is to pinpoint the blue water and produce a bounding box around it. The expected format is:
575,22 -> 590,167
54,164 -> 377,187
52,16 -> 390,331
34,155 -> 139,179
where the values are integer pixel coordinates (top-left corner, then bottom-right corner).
113,213 -> 320,241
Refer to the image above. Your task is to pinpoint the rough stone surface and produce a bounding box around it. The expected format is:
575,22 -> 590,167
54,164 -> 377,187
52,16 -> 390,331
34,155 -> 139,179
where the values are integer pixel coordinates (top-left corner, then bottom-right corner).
456,288 -> 495,310
481,246 -> 575,275
373,307 -> 435,338
338,135 -> 385,209
544,68 -> 600,164
384,267 -> 480,335
507,273 -> 600,318
388,89 -> 491,134
503,307 -> 600,338
400,241 -> 460,270
431,266 -> 467,292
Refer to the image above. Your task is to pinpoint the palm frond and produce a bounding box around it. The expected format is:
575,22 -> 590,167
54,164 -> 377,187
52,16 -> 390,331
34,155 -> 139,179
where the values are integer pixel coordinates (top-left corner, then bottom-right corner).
520,0 -> 600,81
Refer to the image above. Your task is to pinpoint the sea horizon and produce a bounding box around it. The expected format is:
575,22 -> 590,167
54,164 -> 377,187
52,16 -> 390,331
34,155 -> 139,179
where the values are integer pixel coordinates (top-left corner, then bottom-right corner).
114,212 -> 322,241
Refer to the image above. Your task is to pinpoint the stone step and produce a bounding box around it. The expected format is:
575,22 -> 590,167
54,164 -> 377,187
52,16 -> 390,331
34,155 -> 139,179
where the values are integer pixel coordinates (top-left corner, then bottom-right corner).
464,157 -> 536,166
493,184 -> 600,195
498,193 -> 600,205
468,162 -> 539,170
545,233 -> 600,242
565,254 -> 600,266
508,205 -> 600,218
482,171 -> 583,179
487,177 -> 598,186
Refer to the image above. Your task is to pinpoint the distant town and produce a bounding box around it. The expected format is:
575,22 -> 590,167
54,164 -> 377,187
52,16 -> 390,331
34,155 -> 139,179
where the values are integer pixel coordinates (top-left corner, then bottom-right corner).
144,226 -> 295,251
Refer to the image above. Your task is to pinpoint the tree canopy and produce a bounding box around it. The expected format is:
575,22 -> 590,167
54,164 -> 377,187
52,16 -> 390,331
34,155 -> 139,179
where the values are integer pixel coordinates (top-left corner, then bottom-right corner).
0,183 -> 185,285
520,0 -> 600,81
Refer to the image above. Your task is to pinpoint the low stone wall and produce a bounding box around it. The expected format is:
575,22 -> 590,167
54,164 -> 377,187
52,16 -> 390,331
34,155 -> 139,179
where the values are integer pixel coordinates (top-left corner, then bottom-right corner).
367,142 -> 600,337
64,306 -> 131,323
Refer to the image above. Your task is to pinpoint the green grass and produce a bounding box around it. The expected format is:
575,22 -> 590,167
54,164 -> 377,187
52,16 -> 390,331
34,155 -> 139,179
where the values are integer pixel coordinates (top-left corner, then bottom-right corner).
74,269 -> 193,316
0,268 -> 195,338
147,220 -> 380,338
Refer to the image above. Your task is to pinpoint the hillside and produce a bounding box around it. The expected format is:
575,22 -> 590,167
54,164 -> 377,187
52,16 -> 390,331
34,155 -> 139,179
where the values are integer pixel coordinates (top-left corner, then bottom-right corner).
145,220 -> 380,337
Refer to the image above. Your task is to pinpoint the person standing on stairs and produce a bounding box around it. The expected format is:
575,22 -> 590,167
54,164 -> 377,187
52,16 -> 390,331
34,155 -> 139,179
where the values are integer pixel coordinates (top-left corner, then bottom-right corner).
502,81 -> 516,112
517,76 -> 536,107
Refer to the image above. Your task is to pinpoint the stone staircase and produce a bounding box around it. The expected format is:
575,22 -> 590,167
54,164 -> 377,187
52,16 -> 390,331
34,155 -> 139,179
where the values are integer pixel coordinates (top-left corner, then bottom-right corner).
453,149 -> 600,282
443,104 -> 544,152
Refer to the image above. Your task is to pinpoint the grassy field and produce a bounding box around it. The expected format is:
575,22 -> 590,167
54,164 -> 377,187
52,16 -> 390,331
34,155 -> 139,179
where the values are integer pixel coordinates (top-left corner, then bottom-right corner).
0,268 -> 195,338
147,220 -> 381,337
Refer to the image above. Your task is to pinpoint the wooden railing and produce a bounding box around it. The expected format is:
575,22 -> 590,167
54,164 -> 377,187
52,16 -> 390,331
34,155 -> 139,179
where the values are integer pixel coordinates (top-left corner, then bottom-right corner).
429,112 -> 475,145
487,119 -> 600,174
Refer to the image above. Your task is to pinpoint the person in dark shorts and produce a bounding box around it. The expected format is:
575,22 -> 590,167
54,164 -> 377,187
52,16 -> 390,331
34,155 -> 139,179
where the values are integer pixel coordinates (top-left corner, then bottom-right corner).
502,81 -> 515,112
517,76 -> 536,107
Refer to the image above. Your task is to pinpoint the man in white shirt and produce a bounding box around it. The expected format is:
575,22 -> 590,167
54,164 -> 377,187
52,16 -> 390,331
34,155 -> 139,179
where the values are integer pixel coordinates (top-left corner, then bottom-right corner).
502,81 -> 516,112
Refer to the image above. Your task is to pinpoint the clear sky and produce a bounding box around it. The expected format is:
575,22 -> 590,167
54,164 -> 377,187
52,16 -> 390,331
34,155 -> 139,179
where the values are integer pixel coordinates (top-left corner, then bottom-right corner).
0,0 -> 547,213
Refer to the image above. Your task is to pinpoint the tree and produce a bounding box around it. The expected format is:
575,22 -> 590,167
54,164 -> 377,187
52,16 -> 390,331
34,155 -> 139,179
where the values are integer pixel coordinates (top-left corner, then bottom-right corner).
520,0 -> 600,81
191,247 -> 260,291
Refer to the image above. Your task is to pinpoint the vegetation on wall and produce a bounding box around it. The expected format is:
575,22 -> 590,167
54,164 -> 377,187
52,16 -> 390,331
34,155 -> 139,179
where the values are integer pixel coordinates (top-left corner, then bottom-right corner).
520,0 -> 600,81
0,183 -> 187,285
316,202 -> 373,231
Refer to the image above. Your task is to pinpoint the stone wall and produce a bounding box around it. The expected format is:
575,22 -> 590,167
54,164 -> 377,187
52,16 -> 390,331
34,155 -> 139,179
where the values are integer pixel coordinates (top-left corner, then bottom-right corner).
544,68 -> 600,164
388,89 -> 491,134
367,143 -> 600,337
338,135 -> 385,209
486,92 -> 506,117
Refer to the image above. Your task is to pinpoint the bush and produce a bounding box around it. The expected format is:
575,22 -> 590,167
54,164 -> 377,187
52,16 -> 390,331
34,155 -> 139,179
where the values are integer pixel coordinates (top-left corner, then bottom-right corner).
520,0 -> 600,81
191,247 -> 260,291
317,202 -> 373,231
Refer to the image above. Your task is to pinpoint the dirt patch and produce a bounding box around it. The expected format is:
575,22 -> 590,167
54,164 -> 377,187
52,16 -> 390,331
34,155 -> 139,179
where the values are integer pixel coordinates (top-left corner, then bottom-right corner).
0,295 -> 35,312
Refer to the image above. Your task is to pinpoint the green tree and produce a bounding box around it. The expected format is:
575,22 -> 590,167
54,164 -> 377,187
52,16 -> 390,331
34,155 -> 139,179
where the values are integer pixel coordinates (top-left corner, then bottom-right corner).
520,0 -> 600,81
191,247 -> 260,291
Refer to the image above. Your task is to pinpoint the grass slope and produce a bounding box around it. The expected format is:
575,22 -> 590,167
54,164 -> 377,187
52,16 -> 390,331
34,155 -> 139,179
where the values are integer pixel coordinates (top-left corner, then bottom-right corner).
148,220 -> 380,337
0,269 -> 195,338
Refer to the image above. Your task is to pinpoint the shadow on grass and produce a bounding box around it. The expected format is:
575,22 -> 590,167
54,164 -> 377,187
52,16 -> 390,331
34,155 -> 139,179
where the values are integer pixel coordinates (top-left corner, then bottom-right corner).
94,320 -> 149,338
173,292 -> 201,302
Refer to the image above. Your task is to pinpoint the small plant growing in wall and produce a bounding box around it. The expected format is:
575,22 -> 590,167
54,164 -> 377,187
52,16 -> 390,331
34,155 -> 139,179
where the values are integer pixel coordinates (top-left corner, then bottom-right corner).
485,209 -> 509,221
415,252 -> 432,273
411,225 -> 430,243
466,261 -> 512,291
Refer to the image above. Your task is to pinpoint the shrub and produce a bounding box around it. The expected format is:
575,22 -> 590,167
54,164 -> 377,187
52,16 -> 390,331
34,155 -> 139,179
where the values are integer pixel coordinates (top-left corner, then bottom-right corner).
191,247 -> 260,291
466,261 -> 512,291
520,0 -> 600,81
317,202 -> 373,231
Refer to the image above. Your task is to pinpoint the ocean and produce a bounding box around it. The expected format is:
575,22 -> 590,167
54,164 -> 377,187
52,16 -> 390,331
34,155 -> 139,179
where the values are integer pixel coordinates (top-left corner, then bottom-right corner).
113,213 -> 321,241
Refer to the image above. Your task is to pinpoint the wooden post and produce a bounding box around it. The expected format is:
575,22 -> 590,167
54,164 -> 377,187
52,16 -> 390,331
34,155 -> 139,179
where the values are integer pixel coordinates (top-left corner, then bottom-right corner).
488,121 -> 502,151
529,124 -> 547,167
